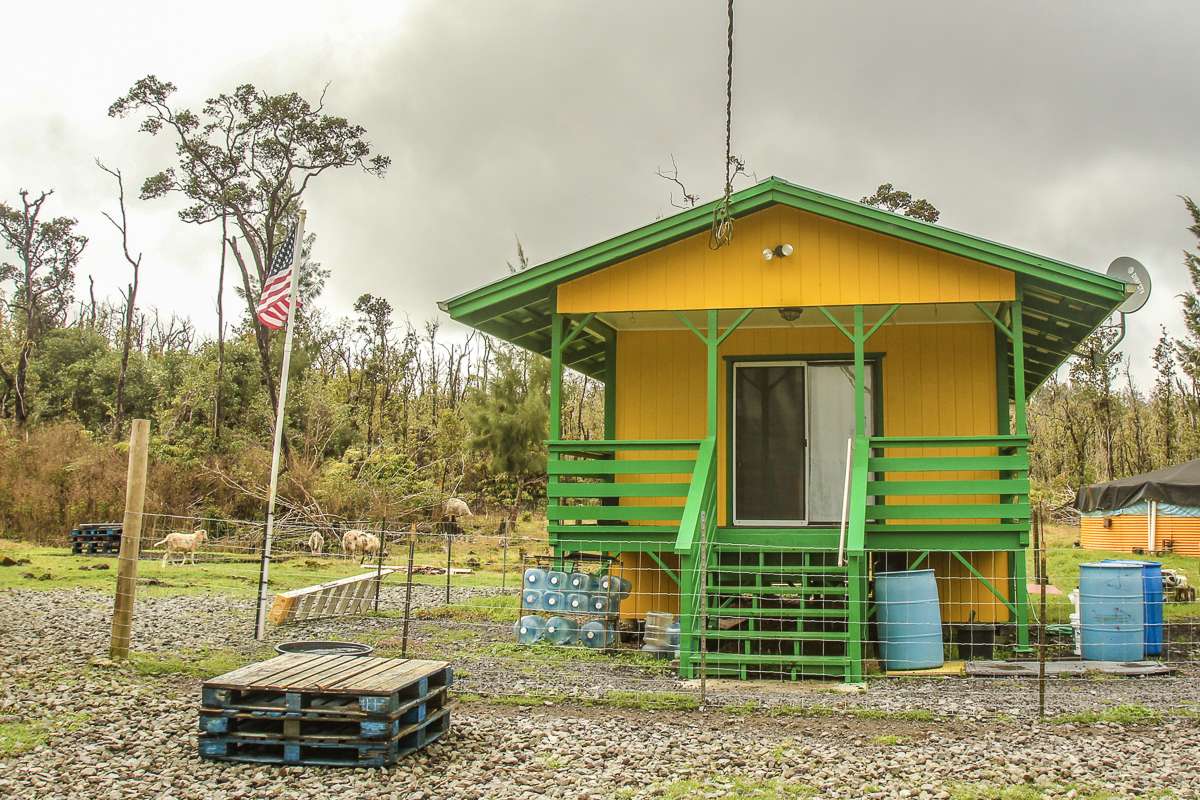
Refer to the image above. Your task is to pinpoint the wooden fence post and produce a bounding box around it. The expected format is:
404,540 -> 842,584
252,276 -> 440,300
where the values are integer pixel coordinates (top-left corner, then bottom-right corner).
110,419 -> 150,660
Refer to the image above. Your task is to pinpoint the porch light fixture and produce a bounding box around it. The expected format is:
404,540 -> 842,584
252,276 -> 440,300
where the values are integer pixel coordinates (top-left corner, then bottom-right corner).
778,307 -> 804,322
762,243 -> 794,261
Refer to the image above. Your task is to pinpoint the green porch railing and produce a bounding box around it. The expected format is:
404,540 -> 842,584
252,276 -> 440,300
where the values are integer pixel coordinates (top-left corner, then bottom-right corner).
546,439 -> 701,552
863,434 -> 1031,547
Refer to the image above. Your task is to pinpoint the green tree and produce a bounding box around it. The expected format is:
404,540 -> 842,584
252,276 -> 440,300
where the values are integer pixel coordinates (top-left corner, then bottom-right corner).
108,76 -> 388,440
0,190 -> 87,423
861,183 -> 941,223
467,347 -> 548,520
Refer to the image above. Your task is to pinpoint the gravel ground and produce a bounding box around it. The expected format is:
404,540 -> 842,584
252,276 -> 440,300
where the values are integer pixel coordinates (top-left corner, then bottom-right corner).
1,588 -> 1199,799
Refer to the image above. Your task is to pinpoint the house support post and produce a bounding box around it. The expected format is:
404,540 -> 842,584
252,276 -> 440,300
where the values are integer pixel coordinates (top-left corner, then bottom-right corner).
1010,290 -> 1031,651
548,312 -> 564,564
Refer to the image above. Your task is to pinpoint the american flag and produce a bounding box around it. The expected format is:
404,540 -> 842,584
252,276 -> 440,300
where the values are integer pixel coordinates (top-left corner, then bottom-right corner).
255,225 -> 299,330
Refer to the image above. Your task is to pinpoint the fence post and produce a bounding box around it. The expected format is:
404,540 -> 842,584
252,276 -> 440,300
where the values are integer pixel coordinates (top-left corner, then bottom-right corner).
445,522 -> 453,604
402,524 -> 416,658
109,419 -> 150,661
1037,508 -> 1048,720
501,518 -> 509,592
374,516 -> 387,614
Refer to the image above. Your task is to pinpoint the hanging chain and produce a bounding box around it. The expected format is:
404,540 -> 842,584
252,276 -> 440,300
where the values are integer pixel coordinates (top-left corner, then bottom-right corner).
709,0 -> 735,250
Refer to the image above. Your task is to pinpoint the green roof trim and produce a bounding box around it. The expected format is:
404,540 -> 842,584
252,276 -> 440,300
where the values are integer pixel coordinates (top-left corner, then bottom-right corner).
440,176 -> 1131,389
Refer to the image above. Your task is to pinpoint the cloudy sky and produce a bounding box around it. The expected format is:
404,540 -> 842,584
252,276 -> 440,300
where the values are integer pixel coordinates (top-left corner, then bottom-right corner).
3,1 -> 1198,384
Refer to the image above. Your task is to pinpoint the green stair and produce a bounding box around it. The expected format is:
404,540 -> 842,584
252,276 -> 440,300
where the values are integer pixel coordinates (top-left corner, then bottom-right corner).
693,542 -> 855,681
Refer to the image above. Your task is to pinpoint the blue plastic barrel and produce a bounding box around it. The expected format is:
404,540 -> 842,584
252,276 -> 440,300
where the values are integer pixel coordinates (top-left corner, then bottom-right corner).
523,568 -> 547,591
568,572 -> 594,591
1081,562 -> 1145,661
541,590 -> 566,612
514,615 -> 545,645
546,570 -> 569,590
565,592 -> 590,612
521,589 -> 542,610
1100,560 -> 1163,656
875,569 -> 944,670
579,620 -> 609,648
544,616 -> 578,645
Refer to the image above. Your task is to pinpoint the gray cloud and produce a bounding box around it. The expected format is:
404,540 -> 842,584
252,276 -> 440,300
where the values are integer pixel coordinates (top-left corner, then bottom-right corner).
3,0 -> 1198,385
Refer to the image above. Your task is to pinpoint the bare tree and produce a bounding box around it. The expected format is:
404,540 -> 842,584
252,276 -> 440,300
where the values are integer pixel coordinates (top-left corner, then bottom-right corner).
96,160 -> 144,431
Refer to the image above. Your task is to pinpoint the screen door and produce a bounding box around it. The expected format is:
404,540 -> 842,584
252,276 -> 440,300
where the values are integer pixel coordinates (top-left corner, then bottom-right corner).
733,362 -> 807,524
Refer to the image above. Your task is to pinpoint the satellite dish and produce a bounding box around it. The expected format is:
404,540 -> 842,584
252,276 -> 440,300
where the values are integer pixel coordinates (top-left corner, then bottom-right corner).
1106,256 -> 1151,314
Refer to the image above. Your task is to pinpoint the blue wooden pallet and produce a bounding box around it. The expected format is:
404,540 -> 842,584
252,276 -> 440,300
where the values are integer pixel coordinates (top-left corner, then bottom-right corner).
69,523 -> 122,555
198,707 -> 451,767
201,653 -> 453,718
199,685 -> 449,739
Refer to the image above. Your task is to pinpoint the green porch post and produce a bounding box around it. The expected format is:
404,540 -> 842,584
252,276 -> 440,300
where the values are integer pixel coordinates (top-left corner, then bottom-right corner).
603,326 -> 617,440
1010,289 -> 1031,650
548,312 -> 564,564
706,310 -> 719,436
853,305 -> 866,436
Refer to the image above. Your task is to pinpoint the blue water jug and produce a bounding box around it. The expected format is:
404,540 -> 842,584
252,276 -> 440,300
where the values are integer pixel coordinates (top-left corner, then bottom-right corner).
523,568 -> 547,591
514,615 -> 545,645
546,570 -> 569,590
521,589 -> 542,610
565,592 -> 591,612
541,590 -> 566,613
568,572 -> 594,591
580,620 -> 610,648
544,616 -> 578,645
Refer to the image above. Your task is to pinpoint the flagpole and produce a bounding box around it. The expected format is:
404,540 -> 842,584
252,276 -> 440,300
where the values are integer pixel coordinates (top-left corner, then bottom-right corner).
254,209 -> 306,641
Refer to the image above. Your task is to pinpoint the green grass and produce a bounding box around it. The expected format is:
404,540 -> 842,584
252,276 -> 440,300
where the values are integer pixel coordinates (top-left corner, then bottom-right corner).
661,776 -> 817,799
1049,703 -> 1161,726
872,734 -> 909,745
1034,524 -> 1200,622
949,783 -> 1123,800
0,712 -> 91,756
125,647 -> 264,679
411,594 -> 519,624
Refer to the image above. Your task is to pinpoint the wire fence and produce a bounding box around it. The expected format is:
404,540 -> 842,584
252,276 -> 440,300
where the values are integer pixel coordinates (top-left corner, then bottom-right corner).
92,507 -> 1200,718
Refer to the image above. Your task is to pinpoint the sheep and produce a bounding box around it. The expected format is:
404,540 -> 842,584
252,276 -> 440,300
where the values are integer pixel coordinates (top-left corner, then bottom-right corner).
307,531 -> 324,555
154,529 -> 208,567
443,497 -> 473,520
355,531 -> 382,564
341,529 -> 364,558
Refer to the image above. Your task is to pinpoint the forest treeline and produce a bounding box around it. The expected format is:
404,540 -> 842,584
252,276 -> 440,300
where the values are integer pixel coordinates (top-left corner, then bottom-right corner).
2,77 -> 1200,541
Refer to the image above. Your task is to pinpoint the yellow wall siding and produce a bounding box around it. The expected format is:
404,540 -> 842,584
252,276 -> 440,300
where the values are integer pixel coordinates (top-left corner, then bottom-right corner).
558,206 -> 1016,313
615,322 -> 1000,526
925,553 -> 1012,624
612,552 -> 681,620
1081,515 -> 1200,557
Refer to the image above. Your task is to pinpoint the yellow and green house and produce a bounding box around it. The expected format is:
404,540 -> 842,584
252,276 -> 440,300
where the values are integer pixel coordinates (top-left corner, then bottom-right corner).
440,177 -> 1131,682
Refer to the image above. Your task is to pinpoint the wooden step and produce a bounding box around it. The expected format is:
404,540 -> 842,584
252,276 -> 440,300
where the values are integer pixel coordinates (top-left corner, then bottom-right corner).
706,564 -> 847,575
702,629 -> 849,642
694,652 -> 850,666
704,606 -> 847,619
707,585 -> 848,596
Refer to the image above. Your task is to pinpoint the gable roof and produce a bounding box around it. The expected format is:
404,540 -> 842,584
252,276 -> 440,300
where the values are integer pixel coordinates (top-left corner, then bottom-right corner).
440,177 -> 1131,393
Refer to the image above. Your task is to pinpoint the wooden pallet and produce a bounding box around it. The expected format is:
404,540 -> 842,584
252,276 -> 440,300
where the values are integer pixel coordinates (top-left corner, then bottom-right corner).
202,654 -> 453,715
199,708 -> 451,766
267,569 -> 397,625
200,685 -> 449,738
69,523 -> 122,555
199,653 -> 454,767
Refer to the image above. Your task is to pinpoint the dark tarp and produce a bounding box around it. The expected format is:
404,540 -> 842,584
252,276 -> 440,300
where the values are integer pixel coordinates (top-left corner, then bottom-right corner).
1075,459 -> 1200,512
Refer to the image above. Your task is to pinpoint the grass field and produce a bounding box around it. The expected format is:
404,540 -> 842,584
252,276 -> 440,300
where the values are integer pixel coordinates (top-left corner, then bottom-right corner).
3,521 -> 1198,623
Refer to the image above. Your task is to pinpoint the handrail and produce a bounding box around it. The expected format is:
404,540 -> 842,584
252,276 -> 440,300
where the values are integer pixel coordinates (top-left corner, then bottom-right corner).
674,437 -> 717,554
868,434 -> 1029,447
837,437 -> 853,566
547,439 -> 703,451
845,434 -> 870,555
